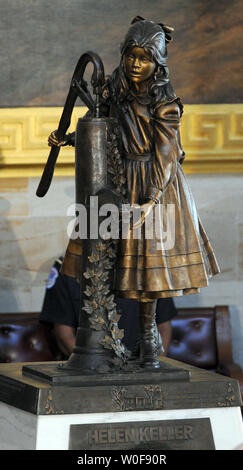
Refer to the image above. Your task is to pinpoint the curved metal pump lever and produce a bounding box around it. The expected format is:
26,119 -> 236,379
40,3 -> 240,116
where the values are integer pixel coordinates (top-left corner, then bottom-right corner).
36,51 -> 105,198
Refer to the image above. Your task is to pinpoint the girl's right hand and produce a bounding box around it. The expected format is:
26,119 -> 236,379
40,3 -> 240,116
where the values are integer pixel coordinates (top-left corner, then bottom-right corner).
48,130 -> 68,147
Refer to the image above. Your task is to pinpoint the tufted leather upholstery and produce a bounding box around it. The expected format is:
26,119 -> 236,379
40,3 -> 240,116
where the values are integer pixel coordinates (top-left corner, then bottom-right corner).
168,311 -> 218,370
167,305 -> 243,402
0,306 -> 242,403
0,313 -> 61,363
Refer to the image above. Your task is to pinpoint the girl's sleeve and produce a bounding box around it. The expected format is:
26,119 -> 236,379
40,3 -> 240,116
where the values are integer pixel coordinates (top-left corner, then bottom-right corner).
145,100 -> 185,203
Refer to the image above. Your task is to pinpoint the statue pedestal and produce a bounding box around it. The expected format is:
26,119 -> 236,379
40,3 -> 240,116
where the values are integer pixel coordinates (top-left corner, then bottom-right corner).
0,358 -> 242,450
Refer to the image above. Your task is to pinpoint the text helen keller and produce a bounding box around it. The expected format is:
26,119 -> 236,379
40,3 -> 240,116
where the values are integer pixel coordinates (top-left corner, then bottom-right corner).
88,423 -> 194,445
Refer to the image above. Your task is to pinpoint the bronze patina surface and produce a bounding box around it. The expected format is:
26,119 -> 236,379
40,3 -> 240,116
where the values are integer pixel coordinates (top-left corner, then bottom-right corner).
69,418 -> 215,450
36,18 -> 219,373
22,359 -> 190,386
0,358 -> 241,416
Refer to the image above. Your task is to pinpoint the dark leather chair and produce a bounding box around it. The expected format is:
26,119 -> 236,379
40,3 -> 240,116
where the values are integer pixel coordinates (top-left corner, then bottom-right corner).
0,306 -> 242,403
0,313 -> 61,363
167,305 -> 243,401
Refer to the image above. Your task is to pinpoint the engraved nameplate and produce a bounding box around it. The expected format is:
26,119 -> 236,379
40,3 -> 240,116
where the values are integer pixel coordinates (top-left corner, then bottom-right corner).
69,418 -> 215,450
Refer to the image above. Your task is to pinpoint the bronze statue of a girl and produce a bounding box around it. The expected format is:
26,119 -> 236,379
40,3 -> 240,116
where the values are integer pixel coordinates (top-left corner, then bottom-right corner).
48,17 -> 219,371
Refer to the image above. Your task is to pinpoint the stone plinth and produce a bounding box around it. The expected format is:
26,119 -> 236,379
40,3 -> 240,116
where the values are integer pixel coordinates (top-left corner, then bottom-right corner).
0,357 -> 242,450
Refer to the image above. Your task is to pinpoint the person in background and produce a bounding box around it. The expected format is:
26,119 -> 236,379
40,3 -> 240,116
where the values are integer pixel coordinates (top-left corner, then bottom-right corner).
40,257 -> 177,359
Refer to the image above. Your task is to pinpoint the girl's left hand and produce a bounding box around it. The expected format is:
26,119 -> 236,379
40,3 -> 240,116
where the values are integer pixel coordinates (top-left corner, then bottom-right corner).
133,200 -> 155,229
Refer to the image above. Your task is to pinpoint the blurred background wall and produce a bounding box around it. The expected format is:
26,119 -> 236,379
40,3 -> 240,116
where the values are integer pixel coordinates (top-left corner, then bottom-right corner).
0,0 -> 243,366
0,0 -> 242,106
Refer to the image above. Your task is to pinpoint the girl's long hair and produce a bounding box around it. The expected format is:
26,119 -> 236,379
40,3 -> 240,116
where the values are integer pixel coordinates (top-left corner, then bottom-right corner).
107,19 -> 182,114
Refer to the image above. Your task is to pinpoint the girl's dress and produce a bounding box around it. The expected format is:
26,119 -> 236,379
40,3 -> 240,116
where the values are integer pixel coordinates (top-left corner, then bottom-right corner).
61,89 -> 219,299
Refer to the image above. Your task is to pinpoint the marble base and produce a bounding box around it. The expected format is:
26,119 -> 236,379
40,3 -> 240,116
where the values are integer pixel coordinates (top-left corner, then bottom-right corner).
0,401 -> 242,450
0,358 -> 243,450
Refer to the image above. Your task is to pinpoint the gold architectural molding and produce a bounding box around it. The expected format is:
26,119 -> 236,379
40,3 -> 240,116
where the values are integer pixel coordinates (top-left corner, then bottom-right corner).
180,104 -> 243,173
0,104 -> 242,177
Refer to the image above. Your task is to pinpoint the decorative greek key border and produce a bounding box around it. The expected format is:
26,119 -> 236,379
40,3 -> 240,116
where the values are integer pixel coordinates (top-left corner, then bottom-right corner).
180,104 -> 243,173
0,104 -> 242,177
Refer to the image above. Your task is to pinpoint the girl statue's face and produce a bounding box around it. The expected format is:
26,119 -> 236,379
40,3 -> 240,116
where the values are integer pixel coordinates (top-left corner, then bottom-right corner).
124,47 -> 156,84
